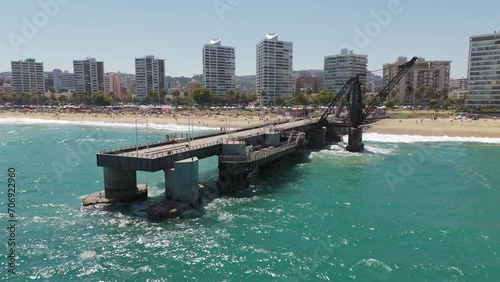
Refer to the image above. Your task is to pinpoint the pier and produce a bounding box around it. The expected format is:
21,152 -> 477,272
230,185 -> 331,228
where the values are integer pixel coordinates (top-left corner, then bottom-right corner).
85,57 -> 418,219
86,117 -> 346,212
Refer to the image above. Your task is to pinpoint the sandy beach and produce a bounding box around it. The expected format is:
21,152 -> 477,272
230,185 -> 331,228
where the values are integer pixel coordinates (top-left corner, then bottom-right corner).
1,111 -> 500,138
369,117 -> 500,138
0,110 -> 277,129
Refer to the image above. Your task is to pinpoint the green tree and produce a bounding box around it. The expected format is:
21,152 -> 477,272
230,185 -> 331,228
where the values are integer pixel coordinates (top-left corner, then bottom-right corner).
82,91 -> 92,105
311,90 -> 334,106
49,93 -> 57,105
275,95 -> 286,106
248,94 -> 258,103
160,88 -> 168,104
385,100 -> 396,108
424,86 -> 436,107
145,91 -> 158,105
69,93 -> 78,105
429,99 -> 439,109
48,86 -> 56,95
439,87 -> 449,103
58,95 -> 68,104
444,97 -> 456,109
93,91 -> 112,106
293,93 -> 309,105
405,85 -> 413,105
414,85 -> 426,108
193,88 -> 212,106
172,89 -> 180,99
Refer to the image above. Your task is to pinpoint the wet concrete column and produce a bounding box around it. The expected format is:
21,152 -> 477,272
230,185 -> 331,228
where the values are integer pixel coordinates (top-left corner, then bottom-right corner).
346,127 -> 364,152
217,167 -> 249,195
165,157 -> 200,207
325,125 -> 343,143
103,168 -> 138,201
307,128 -> 326,149
218,142 -> 249,195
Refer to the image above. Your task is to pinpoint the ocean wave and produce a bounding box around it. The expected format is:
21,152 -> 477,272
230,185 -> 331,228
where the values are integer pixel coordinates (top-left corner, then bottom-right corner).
310,143 -> 396,159
0,117 -> 217,131
352,258 -> 393,272
363,133 -> 500,144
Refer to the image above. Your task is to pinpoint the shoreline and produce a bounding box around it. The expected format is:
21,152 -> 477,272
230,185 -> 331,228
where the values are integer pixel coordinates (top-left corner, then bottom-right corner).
368,118 -> 500,138
1,112 -> 500,138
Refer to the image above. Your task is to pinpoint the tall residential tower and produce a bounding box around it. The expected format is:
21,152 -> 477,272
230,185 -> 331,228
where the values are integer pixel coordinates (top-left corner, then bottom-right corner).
324,49 -> 368,94
467,32 -> 500,109
135,56 -> 165,100
202,39 -> 235,96
73,57 -> 104,95
256,33 -> 293,105
11,58 -> 45,95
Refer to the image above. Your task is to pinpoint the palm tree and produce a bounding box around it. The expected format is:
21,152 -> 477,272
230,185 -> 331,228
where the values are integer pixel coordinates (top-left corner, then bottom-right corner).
414,85 -> 425,109
160,88 -> 168,104
405,85 -> 413,105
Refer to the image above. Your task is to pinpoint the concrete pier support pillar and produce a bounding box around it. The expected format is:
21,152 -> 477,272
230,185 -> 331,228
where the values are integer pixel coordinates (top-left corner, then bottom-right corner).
165,157 -> 200,208
218,142 -> 249,195
307,128 -> 326,149
258,159 -> 280,174
217,168 -> 249,195
103,168 -> 139,202
325,126 -> 343,143
346,127 -> 364,152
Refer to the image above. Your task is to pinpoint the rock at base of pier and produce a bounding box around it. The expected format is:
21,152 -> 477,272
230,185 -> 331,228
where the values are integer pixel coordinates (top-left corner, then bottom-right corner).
148,200 -> 193,221
82,184 -> 148,206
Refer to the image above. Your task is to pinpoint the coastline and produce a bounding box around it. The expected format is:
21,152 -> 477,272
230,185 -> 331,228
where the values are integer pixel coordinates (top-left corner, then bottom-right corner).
0,111 -> 268,129
369,118 -> 500,138
1,111 -> 500,138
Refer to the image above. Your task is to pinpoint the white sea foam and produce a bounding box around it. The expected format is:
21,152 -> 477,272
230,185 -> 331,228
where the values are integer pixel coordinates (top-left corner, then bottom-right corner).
363,133 -> 500,144
354,258 -> 393,272
0,117 -> 217,131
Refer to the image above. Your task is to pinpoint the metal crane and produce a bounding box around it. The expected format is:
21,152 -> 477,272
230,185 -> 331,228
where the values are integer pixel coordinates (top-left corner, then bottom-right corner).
318,56 -> 417,128
353,56 -> 418,127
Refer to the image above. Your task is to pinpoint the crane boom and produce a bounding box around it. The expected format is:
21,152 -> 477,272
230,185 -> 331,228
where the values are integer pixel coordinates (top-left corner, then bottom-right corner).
359,56 -> 418,124
319,76 -> 357,122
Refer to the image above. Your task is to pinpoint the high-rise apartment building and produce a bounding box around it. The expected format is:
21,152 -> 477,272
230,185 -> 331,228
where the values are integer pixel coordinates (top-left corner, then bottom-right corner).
202,39 -> 235,96
11,58 -> 45,95
256,33 -> 293,105
53,69 -> 75,93
451,78 -> 468,90
73,57 -> 104,95
383,57 -> 451,104
467,32 -> 500,109
294,73 -> 324,95
104,72 -> 122,99
135,55 -> 165,100
324,49 -> 368,94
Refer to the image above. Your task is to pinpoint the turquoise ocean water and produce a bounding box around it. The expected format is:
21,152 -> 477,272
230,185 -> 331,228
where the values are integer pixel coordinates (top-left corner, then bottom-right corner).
1,118 -> 499,281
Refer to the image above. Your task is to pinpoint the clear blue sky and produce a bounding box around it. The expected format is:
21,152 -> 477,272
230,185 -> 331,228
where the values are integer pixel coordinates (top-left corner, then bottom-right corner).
1,0 -> 499,78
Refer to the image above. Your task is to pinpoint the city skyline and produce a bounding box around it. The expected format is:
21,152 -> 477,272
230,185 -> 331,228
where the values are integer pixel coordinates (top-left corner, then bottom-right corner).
1,0 -> 499,78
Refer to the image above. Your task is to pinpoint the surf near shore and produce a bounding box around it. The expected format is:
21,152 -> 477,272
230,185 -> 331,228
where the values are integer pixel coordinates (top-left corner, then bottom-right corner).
2,109 -> 500,139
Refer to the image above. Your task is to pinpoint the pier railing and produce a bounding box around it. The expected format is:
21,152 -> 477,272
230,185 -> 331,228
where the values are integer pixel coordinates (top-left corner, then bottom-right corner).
98,117 -> 318,155
219,132 -> 305,164
117,140 -> 222,159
